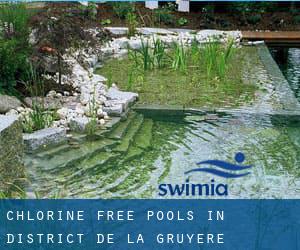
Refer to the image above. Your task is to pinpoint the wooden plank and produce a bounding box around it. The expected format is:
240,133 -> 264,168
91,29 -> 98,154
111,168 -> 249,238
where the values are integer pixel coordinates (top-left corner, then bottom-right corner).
242,31 -> 300,44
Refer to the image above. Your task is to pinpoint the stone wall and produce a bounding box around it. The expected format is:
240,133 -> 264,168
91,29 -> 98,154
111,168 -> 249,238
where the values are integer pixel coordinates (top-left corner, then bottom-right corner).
0,115 -> 24,193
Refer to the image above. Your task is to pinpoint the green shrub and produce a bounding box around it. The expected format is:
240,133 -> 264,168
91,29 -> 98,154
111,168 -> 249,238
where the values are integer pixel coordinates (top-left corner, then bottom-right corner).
0,3 -> 31,95
294,15 -> 300,24
154,4 -> 175,26
247,14 -> 262,25
177,17 -> 188,26
0,39 -> 29,94
21,64 -> 55,133
126,12 -> 138,37
112,2 -> 135,19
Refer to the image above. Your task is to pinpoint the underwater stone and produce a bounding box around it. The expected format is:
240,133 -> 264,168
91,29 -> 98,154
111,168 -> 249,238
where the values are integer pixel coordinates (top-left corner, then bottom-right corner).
23,127 -> 67,151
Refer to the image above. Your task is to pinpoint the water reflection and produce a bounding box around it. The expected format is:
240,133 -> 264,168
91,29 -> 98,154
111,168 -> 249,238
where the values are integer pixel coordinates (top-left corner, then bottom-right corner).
269,47 -> 300,101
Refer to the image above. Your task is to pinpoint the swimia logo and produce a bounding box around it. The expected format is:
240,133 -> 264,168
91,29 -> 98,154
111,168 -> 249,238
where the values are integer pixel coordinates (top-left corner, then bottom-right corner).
158,152 -> 252,197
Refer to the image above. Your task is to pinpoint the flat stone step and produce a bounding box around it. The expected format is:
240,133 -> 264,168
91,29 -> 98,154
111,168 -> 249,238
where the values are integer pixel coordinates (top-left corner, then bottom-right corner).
133,119 -> 153,150
61,152 -> 120,185
36,144 -> 71,159
108,112 -> 136,140
113,114 -> 144,153
37,138 -> 118,172
123,145 -> 144,163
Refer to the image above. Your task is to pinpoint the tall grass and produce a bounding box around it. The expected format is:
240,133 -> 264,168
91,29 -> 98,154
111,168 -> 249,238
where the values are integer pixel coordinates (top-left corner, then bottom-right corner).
203,38 -> 235,79
153,38 -> 166,69
21,64 -> 55,133
171,42 -> 188,73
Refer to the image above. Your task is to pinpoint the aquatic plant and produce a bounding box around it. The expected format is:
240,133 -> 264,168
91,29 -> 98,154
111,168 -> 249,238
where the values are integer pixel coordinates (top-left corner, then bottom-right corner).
189,37 -> 201,65
140,39 -> 153,71
152,38 -> 167,69
203,38 -> 235,79
171,42 -> 188,73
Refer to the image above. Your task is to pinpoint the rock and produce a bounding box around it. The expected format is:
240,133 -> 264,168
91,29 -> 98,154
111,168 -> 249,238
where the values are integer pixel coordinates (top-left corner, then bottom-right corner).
0,95 -> 22,113
24,97 -> 62,110
16,107 -> 25,113
57,107 -> 69,120
99,119 -> 105,125
0,115 -> 24,192
106,87 -> 138,110
23,127 -> 67,151
47,90 -> 57,98
103,104 -> 123,117
104,27 -> 128,35
6,109 -> 18,116
69,117 -> 90,132
128,40 -> 142,50
138,27 -> 176,36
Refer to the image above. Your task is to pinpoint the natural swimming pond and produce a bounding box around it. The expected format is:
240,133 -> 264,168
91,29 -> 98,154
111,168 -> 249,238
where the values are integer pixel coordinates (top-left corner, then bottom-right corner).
24,45 -> 300,199
25,111 -> 300,199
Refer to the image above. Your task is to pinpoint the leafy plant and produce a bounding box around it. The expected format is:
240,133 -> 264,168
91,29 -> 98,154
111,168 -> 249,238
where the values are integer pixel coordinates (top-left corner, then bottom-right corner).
101,19 -> 112,25
247,14 -> 262,25
0,2 -> 31,95
177,17 -> 188,26
154,4 -> 175,26
294,15 -> 300,24
126,12 -> 138,37
21,64 -> 55,133
112,2 -> 135,20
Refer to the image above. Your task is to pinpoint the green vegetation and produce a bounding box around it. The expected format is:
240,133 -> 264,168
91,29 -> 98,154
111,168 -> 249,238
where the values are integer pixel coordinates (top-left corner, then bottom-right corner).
21,65 -> 56,133
96,40 -> 257,107
0,2 -> 32,95
177,17 -> 188,26
153,3 -> 176,26
101,18 -> 112,25
112,2 -> 135,20
126,12 -> 138,37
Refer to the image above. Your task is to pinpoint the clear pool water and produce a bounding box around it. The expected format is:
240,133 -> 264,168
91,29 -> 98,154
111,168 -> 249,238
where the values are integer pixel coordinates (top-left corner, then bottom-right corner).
270,47 -> 300,101
23,46 -> 300,199
25,111 -> 300,199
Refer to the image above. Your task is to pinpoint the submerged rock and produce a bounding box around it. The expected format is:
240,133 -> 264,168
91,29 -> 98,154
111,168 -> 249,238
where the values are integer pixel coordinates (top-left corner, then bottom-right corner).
0,95 -> 21,114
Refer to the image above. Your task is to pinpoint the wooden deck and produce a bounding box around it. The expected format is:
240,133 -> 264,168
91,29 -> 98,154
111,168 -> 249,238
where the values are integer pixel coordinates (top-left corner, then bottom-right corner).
242,31 -> 300,45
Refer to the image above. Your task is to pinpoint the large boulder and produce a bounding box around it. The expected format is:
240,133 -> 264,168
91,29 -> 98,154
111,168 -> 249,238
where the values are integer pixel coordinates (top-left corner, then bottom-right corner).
0,95 -> 22,114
